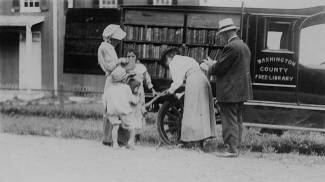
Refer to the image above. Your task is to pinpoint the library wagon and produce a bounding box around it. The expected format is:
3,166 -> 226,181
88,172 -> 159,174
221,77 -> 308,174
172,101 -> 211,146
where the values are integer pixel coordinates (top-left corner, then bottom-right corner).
64,5 -> 325,144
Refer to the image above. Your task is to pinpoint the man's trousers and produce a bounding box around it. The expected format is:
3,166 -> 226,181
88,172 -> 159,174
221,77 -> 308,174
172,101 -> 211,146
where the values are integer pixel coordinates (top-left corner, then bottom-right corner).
218,102 -> 244,153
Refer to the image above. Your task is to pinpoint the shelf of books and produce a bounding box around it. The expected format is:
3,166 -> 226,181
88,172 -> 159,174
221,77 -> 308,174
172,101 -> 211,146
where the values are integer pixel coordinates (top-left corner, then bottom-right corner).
121,8 -> 241,82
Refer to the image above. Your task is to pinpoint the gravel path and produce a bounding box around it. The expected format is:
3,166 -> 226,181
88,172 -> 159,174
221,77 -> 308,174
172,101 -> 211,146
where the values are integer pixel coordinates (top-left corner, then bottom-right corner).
1,134 -> 324,182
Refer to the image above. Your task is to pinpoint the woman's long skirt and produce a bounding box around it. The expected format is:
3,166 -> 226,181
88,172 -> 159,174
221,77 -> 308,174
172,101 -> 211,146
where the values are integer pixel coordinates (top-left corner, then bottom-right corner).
181,69 -> 216,142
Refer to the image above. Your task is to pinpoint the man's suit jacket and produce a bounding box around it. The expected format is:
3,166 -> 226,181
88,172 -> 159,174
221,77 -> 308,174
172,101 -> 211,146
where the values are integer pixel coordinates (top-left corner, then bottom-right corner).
211,37 -> 253,103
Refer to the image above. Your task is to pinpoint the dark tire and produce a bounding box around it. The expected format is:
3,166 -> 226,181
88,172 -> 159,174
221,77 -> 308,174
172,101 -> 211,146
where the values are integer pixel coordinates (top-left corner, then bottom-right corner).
157,98 -> 183,145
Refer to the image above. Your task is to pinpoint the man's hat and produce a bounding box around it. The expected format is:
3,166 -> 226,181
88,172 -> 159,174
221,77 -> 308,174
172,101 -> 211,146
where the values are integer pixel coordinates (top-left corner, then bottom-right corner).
102,24 -> 126,40
217,18 -> 239,33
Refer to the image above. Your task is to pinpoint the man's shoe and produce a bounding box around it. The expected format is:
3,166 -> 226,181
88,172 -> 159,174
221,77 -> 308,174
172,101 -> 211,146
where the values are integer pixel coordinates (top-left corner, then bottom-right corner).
214,151 -> 239,158
102,141 -> 112,146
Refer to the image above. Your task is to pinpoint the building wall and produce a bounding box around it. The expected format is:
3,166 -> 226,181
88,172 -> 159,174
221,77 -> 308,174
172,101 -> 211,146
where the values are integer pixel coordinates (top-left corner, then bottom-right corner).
71,0 -> 200,8
58,1 -> 106,93
56,0 -> 201,93
178,0 -> 199,5
40,1 -> 54,90
0,0 -> 14,15
0,0 -> 54,90
74,0 -> 96,8
123,0 -> 147,5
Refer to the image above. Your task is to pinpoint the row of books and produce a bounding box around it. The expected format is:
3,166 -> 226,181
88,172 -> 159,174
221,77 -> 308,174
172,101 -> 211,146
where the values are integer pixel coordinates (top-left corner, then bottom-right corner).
123,43 -> 173,59
142,61 -> 221,82
183,47 -> 209,63
186,29 -> 228,45
123,43 -> 223,61
124,26 -> 183,43
142,62 -> 172,80
182,47 -> 223,63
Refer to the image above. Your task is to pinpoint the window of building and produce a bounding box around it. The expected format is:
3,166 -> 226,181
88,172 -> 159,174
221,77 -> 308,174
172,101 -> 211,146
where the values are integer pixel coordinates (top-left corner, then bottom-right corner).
265,20 -> 293,51
20,0 -> 41,12
99,0 -> 118,8
153,0 -> 172,5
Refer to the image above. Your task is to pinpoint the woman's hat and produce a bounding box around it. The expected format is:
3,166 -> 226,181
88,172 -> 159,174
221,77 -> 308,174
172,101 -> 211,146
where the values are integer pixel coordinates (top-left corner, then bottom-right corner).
111,66 -> 128,82
217,18 -> 239,33
102,24 -> 126,40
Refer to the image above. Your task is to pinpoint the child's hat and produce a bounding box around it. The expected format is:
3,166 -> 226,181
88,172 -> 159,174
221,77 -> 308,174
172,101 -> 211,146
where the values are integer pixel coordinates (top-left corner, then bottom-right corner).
102,24 -> 126,40
111,66 -> 128,82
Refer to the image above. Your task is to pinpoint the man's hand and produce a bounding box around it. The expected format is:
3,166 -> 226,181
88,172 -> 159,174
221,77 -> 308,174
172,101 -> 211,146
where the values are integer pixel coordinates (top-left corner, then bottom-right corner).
200,62 -> 210,73
201,56 -> 216,71
167,89 -> 174,95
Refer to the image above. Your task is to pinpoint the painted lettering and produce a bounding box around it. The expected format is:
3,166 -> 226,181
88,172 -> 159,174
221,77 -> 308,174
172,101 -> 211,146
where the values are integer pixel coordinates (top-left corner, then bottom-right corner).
256,57 -> 296,66
259,67 -> 288,73
254,74 -> 294,82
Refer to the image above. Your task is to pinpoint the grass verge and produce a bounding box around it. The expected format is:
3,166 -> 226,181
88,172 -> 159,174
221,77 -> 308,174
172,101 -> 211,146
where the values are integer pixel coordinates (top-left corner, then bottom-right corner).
1,100 -> 325,156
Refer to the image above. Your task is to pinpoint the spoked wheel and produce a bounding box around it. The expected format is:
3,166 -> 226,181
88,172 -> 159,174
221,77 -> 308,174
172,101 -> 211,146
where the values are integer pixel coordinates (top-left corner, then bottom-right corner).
157,98 -> 184,145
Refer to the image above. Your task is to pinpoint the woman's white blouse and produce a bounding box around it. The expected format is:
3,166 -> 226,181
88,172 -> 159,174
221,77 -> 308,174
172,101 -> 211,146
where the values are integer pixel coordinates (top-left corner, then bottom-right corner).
97,42 -> 119,76
168,55 -> 200,93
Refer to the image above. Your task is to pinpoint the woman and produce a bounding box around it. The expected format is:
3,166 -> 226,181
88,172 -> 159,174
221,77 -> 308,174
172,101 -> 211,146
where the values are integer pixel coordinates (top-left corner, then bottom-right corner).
98,24 -> 127,146
161,48 -> 216,147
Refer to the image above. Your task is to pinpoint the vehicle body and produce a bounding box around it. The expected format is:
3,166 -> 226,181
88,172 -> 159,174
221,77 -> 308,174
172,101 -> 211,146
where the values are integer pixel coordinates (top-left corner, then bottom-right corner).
144,6 -> 325,143
64,5 -> 325,144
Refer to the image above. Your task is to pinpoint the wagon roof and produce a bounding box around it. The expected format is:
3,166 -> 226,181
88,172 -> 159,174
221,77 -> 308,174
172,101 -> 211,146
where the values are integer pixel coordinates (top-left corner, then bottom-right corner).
121,5 -> 325,17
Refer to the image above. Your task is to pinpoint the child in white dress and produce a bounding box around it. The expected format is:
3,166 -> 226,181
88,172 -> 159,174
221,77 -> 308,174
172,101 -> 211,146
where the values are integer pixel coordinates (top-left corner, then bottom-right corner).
103,66 -> 140,149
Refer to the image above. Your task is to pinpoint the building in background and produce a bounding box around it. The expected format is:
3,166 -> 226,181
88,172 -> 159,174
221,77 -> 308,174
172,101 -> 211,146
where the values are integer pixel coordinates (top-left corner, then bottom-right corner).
0,0 -> 205,94
0,0 -> 53,91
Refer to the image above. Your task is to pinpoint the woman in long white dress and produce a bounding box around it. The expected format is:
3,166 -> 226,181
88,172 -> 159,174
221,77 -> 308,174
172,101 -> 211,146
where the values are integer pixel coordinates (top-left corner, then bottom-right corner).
97,24 -> 126,146
160,48 -> 216,146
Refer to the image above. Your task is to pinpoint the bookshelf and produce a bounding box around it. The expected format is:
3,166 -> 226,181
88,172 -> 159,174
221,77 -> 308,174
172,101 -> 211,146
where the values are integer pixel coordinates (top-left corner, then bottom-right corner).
64,9 -> 121,74
121,6 -> 242,85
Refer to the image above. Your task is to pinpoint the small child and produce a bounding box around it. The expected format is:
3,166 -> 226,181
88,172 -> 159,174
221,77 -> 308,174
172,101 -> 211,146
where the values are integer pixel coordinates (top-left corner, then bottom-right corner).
121,78 -> 143,149
103,66 -> 140,149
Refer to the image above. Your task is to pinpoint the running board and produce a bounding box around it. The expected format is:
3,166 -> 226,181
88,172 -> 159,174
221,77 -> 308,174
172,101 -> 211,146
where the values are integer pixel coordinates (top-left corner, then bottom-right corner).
244,122 -> 325,133
244,101 -> 325,111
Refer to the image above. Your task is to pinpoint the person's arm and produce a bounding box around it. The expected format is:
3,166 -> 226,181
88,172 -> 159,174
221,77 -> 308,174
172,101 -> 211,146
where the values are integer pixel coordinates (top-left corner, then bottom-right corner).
211,46 -> 238,76
98,46 -> 121,75
143,71 -> 153,90
168,62 -> 183,94
143,70 -> 159,95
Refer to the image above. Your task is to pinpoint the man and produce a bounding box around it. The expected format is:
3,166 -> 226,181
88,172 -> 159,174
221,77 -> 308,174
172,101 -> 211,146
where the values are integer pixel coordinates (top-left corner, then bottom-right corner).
201,18 -> 253,157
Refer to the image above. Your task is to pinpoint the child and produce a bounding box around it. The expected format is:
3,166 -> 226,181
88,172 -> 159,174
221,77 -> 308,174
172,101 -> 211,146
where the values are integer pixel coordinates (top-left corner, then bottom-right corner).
123,48 -> 157,113
121,78 -> 143,148
103,66 -> 140,149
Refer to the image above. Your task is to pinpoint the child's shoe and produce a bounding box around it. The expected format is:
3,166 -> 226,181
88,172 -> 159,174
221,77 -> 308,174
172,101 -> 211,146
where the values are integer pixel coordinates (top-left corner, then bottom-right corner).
126,143 -> 136,150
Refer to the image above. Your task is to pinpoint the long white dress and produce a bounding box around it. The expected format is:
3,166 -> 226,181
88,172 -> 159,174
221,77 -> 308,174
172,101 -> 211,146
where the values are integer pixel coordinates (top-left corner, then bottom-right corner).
168,55 -> 216,142
97,41 -> 121,142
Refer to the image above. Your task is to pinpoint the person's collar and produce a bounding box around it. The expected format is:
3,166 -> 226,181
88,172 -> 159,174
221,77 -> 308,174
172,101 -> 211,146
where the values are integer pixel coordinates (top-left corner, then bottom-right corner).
228,35 -> 238,43
171,55 -> 180,61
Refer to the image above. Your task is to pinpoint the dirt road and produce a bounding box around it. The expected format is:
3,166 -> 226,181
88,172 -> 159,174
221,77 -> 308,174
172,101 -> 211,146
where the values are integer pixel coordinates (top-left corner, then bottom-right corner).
1,134 -> 324,182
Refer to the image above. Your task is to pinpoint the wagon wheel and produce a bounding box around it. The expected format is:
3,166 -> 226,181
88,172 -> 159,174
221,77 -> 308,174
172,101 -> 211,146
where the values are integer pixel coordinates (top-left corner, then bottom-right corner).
157,98 -> 184,145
